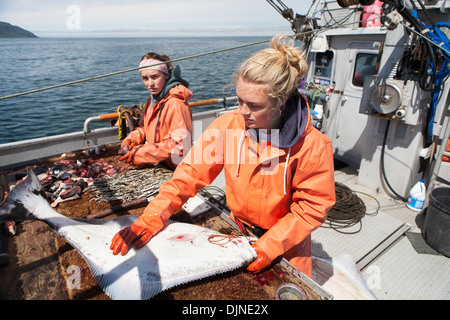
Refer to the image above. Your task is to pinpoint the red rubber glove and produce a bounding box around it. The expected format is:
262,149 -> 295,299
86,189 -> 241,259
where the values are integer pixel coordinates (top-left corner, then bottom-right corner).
247,244 -> 272,273
110,213 -> 165,256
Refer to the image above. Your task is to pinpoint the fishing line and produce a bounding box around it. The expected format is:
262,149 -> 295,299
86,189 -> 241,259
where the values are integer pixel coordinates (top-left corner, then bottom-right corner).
201,186 -> 226,205
208,233 -> 258,245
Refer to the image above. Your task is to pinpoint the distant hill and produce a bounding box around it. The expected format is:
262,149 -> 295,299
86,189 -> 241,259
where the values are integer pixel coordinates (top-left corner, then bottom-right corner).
0,21 -> 38,38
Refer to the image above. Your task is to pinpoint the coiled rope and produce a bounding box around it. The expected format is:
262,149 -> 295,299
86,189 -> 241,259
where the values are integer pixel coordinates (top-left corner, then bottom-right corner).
202,181 -> 380,236
323,182 -> 380,234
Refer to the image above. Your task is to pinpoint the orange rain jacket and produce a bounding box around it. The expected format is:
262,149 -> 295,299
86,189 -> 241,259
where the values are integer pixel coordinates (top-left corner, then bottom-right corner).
137,92 -> 336,277
123,67 -> 193,169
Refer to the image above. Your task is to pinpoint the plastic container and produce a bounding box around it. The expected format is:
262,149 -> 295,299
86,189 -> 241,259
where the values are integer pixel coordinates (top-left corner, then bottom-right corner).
422,187 -> 450,257
361,0 -> 382,28
406,179 -> 426,212
312,103 -> 323,120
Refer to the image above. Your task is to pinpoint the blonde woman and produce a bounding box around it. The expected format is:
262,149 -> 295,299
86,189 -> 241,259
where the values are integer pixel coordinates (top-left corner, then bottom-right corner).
111,36 -> 335,278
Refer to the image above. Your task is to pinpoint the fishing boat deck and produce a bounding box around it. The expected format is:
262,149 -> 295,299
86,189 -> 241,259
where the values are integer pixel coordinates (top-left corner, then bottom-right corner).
1,143 -> 449,300
210,158 -> 450,300
315,161 -> 450,300
0,145 -> 325,301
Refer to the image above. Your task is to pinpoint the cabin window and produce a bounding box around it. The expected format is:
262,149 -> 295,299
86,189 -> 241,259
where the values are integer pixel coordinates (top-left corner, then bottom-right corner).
313,50 -> 334,85
353,53 -> 377,87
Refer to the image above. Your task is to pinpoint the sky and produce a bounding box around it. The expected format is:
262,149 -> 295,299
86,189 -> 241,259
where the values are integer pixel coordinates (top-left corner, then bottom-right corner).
0,0 -> 315,37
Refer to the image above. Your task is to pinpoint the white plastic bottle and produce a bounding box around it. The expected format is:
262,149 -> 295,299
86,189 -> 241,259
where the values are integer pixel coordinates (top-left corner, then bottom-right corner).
406,179 -> 426,212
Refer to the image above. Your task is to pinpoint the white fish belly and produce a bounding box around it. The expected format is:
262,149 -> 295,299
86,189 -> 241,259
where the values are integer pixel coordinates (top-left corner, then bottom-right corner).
58,219 -> 256,300
0,167 -> 257,300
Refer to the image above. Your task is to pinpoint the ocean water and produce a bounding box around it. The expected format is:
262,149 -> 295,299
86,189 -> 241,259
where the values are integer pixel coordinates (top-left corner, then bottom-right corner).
0,37 -> 270,144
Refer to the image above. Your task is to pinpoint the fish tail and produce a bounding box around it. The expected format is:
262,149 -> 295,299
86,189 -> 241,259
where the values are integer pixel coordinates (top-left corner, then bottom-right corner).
0,167 -> 47,222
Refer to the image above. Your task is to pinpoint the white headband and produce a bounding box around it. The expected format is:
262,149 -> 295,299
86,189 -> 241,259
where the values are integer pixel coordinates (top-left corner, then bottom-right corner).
139,59 -> 169,75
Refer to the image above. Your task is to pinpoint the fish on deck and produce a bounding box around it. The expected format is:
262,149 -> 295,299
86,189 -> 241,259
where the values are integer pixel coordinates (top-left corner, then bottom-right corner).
312,255 -> 377,300
0,168 -> 257,300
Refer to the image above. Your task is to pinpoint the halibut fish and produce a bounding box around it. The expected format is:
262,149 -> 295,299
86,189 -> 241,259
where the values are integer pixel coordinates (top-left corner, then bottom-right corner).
0,168 -> 257,300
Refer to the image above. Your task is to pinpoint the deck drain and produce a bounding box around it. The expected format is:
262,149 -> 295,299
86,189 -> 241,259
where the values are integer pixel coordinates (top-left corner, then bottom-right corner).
274,283 -> 306,300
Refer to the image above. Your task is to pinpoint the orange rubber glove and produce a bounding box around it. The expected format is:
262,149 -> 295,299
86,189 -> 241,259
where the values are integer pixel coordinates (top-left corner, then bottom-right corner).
110,213 -> 165,256
246,244 -> 272,273
119,150 -> 134,163
118,139 -> 138,155
119,146 -> 143,166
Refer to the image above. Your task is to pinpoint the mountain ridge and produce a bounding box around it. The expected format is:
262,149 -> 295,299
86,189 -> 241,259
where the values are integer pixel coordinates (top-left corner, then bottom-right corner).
0,21 -> 38,38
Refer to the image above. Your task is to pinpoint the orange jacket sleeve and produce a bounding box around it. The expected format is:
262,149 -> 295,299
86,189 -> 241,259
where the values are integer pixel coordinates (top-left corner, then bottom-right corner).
126,90 -> 193,167
129,102 -> 192,165
255,138 -> 335,262
136,123 -> 224,226
125,126 -> 146,146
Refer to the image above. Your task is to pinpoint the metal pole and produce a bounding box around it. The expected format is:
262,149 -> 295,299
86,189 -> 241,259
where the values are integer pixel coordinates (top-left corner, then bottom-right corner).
426,105 -> 450,204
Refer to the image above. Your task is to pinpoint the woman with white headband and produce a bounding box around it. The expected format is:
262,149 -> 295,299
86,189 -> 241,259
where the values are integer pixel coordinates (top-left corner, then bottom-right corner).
119,52 -> 193,169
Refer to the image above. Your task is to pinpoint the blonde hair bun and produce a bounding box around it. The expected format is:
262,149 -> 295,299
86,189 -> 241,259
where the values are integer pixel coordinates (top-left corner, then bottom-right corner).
270,35 -> 307,79
236,34 -> 308,105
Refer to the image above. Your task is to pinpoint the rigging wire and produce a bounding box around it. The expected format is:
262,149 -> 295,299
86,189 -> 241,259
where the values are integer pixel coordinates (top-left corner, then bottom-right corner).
0,15 -> 382,102
392,1 -> 438,91
400,21 -> 450,56
320,1 -> 359,28
2,2 -> 446,102
0,38 -> 272,101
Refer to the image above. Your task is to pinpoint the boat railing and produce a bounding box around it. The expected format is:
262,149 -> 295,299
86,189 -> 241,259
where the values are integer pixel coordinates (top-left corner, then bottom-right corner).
83,96 -> 238,134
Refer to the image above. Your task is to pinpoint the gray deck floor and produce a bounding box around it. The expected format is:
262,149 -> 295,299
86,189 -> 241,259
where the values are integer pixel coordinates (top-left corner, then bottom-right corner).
208,161 -> 450,300
313,162 -> 450,300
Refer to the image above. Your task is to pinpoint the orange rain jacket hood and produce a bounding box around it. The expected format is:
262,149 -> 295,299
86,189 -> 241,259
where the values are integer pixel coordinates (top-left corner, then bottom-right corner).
124,66 -> 193,169
138,92 -> 336,277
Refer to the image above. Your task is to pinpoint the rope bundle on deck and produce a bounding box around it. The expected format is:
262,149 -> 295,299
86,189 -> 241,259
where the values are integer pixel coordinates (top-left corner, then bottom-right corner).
324,182 -> 379,234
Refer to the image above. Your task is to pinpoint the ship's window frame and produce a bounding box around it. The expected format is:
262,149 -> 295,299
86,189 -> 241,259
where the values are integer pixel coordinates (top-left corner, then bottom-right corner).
352,52 -> 378,87
313,50 -> 334,85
